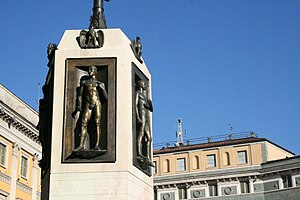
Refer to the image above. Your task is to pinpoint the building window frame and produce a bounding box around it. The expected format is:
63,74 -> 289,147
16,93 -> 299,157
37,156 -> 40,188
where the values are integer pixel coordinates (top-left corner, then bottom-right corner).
237,150 -> 248,165
177,158 -> 186,172
178,186 -> 187,199
208,182 -> 218,197
207,154 -> 216,168
282,174 -> 292,188
0,188 -> 9,200
192,155 -> 200,170
240,180 -> 250,193
224,152 -> 231,166
153,161 -> 157,175
163,159 -> 170,173
20,154 -> 29,179
0,140 -> 9,168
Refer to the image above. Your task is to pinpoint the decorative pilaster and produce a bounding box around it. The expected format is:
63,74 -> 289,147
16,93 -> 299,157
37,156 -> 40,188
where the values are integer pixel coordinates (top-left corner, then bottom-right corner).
217,180 -> 222,197
204,181 -> 209,197
9,142 -> 20,200
31,153 -> 39,200
249,179 -> 254,193
278,177 -> 284,189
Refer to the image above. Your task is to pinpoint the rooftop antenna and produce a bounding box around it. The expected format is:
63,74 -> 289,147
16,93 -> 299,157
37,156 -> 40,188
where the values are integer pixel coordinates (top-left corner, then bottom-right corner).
228,123 -> 233,133
228,123 -> 233,140
176,119 -> 184,146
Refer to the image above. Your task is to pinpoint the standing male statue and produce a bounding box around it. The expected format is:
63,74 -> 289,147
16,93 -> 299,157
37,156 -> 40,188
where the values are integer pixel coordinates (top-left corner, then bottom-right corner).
72,66 -> 108,151
135,80 -> 153,164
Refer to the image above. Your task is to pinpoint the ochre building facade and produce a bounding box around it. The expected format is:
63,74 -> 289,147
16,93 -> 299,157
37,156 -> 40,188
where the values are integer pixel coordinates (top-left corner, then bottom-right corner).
153,134 -> 300,200
0,84 -> 41,200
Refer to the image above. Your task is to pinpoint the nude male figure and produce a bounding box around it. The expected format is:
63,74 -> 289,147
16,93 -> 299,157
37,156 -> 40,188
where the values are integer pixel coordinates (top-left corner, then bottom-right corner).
72,66 -> 108,151
135,80 -> 153,161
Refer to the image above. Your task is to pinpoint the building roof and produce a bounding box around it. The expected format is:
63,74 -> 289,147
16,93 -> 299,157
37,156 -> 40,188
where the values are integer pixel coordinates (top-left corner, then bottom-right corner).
153,137 -> 294,155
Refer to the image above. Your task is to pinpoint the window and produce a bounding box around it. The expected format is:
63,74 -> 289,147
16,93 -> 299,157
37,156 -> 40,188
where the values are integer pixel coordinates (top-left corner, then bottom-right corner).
282,174 -> 292,188
240,180 -> 250,193
163,159 -> 170,173
20,155 -> 29,178
178,187 -> 187,199
177,158 -> 186,171
208,182 -> 218,196
207,154 -> 216,168
237,151 -> 248,164
0,142 -> 7,167
153,161 -> 157,174
192,156 -> 200,170
154,189 -> 157,200
0,193 -> 7,200
223,152 -> 230,166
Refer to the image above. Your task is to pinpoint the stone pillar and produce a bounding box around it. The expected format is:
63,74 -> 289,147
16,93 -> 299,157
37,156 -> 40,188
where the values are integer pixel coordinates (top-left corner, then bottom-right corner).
249,179 -> 254,193
217,181 -> 222,197
9,143 -> 20,200
236,180 -> 241,194
278,177 -> 284,189
31,154 -> 39,200
43,29 -> 153,200
204,182 -> 209,197
292,175 -> 297,187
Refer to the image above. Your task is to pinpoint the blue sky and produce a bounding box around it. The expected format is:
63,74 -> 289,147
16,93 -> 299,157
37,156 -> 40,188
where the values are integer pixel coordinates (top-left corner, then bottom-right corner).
0,1 -> 299,154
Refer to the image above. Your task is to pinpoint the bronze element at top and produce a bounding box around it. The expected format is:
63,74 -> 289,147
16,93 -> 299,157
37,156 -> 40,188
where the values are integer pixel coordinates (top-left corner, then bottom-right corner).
131,37 -> 143,63
91,0 -> 110,29
77,0 -> 110,49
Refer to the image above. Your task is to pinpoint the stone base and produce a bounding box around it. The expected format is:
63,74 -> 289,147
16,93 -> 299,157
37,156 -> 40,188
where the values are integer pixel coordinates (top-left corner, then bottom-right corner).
66,149 -> 107,160
49,172 -> 153,200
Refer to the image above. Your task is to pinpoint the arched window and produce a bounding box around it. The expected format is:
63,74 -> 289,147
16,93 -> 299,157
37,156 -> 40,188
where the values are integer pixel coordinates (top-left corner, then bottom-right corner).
163,159 -> 170,173
192,155 -> 200,170
223,152 -> 230,166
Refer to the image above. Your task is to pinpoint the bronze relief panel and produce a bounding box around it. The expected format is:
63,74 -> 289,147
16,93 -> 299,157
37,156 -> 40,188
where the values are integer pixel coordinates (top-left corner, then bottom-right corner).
132,63 -> 153,176
62,58 -> 116,163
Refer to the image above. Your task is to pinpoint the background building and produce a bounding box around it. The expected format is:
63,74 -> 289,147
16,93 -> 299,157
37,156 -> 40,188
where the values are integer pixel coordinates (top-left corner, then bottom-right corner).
0,84 -> 41,200
153,132 -> 300,200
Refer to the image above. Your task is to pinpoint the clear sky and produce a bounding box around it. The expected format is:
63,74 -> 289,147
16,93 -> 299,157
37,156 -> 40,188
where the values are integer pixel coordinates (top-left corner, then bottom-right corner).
0,1 -> 299,154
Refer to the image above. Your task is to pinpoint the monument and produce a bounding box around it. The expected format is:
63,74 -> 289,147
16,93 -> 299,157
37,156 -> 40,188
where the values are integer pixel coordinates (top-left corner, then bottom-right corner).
38,1 -> 154,199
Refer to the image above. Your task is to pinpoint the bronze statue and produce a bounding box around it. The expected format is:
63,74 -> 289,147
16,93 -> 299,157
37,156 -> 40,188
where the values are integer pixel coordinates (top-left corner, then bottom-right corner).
131,37 -> 143,63
78,25 -> 104,49
135,80 -> 153,164
37,43 -> 57,176
72,66 -> 108,151
77,0 -> 110,48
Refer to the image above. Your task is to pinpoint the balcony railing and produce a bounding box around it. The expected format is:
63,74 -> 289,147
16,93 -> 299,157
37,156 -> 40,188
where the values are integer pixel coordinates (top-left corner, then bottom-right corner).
153,131 -> 257,150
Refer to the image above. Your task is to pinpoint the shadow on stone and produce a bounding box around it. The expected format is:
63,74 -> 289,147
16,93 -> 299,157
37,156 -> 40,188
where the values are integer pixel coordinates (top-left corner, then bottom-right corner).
66,149 -> 107,160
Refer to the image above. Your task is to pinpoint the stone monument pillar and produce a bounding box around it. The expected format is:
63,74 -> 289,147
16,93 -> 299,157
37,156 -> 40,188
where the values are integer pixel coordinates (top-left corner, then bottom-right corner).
38,2 -> 154,200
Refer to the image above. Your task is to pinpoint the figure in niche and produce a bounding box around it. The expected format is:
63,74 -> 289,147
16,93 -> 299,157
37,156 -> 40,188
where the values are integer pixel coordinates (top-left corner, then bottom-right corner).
72,66 -> 108,152
135,80 -> 153,167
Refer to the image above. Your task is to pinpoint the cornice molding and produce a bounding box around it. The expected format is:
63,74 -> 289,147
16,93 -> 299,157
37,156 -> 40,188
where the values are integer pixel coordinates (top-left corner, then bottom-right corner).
0,102 -> 40,144
16,181 -> 32,195
0,171 -> 11,184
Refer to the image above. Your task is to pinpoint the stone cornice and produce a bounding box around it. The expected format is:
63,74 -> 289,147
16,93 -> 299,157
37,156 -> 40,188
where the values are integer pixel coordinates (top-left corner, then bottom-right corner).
0,171 -> 11,184
16,181 -> 32,195
0,101 -> 40,144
